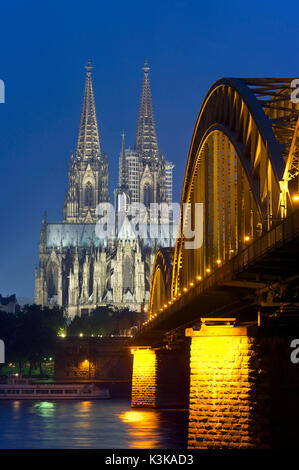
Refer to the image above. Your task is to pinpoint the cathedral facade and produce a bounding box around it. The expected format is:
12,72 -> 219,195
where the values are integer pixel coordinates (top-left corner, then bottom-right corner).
34,60 -> 174,318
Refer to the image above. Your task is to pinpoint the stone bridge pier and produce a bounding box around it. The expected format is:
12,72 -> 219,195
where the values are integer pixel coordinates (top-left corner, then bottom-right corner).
131,341 -> 190,409
131,320 -> 299,449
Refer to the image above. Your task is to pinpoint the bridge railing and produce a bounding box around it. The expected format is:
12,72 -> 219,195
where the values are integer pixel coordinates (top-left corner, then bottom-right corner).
140,210 -> 299,333
234,209 -> 299,274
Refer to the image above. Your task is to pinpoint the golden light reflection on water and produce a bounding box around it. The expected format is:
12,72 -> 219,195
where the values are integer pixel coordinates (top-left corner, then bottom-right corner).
76,401 -> 92,430
117,410 -> 160,448
81,401 -> 92,410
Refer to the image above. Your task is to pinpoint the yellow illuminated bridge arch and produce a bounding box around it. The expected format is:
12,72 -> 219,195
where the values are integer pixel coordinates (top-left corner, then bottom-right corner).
148,77 -> 299,319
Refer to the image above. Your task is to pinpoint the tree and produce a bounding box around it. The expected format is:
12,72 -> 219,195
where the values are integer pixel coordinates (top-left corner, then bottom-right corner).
0,304 -> 66,376
67,306 -> 141,336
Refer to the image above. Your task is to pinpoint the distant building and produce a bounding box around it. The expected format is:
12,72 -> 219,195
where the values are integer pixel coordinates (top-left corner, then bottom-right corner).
0,294 -> 18,313
35,60 -> 175,318
54,337 -> 132,397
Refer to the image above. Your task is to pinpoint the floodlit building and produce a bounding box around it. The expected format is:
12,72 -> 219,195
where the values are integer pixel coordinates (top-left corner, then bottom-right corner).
35,60 -> 174,318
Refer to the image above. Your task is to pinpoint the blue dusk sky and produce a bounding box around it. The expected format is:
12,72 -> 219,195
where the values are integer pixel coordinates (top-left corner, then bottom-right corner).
0,0 -> 299,300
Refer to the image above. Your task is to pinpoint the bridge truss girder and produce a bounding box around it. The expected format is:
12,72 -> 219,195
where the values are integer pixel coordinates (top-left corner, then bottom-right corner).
147,78 -> 299,320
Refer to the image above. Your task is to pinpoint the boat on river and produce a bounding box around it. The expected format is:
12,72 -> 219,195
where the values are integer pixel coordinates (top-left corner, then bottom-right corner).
0,374 -> 110,400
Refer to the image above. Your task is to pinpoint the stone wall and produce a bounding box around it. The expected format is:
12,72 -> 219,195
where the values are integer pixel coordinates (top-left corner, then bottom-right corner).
186,324 -> 299,449
131,345 -> 190,408
131,349 -> 157,407
54,337 -> 133,397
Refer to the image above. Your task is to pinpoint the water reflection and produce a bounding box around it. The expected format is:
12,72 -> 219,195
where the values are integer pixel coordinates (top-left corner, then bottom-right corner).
33,401 -> 56,418
0,400 -> 188,449
118,410 -> 160,448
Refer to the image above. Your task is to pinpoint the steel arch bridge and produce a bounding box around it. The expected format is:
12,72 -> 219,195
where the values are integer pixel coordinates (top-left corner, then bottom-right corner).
147,77 -> 299,322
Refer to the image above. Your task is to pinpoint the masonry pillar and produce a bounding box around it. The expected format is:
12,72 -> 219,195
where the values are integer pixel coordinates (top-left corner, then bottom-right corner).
131,348 -> 157,407
131,344 -> 190,408
186,322 -> 299,449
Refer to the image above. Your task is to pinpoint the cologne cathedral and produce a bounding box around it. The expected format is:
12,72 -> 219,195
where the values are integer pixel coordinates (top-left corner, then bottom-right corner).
34,60 -> 174,318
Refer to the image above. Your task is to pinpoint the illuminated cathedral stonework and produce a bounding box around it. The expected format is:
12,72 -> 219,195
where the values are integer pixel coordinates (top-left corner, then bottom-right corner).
34,60 -> 174,318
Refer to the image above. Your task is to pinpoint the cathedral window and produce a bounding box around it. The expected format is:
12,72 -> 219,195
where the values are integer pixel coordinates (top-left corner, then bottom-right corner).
123,255 -> 133,290
84,182 -> 93,207
47,262 -> 58,299
143,183 -> 153,207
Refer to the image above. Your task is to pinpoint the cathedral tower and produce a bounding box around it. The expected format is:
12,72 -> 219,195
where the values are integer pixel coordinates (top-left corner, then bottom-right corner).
64,60 -> 109,223
35,60 -> 174,318
116,61 -> 174,212
135,60 -> 159,160
136,61 -> 168,211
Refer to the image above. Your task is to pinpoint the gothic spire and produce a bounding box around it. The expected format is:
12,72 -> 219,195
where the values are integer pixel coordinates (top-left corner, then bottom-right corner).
134,60 -> 159,159
118,131 -> 129,191
76,59 -> 101,160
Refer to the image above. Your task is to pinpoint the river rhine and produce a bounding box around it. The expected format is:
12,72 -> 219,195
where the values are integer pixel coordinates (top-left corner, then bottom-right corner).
0,400 -> 188,448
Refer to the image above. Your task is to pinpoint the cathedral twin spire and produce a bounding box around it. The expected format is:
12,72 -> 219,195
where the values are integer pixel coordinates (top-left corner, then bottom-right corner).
76,59 -> 101,160
77,58 -> 158,163
134,60 -> 159,159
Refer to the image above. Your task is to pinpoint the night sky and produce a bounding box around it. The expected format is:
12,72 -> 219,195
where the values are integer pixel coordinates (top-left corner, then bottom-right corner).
1,0 -> 299,300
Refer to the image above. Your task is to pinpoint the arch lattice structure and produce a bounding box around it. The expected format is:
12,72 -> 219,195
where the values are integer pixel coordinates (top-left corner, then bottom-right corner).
148,248 -> 174,319
148,78 -> 299,316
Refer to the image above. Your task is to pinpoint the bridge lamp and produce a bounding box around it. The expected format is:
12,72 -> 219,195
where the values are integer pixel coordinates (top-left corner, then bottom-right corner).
206,267 -> 211,273
196,275 -> 202,281
178,293 -> 182,297
173,297 -> 176,301
244,236 -> 250,242
216,259 -> 222,265
160,308 -> 163,312
79,333 -> 83,337
164,304 -> 168,308
190,282 -> 194,287
293,194 -> 299,202
183,287 -> 188,292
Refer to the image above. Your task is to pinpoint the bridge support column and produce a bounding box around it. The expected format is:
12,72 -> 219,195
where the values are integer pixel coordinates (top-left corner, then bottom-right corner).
131,348 -> 157,407
186,323 -> 299,449
131,344 -> 190,408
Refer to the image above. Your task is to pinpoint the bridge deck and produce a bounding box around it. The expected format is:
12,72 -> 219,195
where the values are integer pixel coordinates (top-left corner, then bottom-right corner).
136,210 -> 299,344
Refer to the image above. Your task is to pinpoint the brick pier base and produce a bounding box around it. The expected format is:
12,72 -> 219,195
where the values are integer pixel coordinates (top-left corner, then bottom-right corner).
186,324 -> 299,449
131,345 -> 190,408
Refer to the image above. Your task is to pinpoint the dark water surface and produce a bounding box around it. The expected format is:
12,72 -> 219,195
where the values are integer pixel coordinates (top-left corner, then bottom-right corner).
0,400 -> 188,449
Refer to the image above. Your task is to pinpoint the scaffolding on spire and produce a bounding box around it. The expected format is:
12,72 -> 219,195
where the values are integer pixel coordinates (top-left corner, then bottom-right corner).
118,131 -> 129,191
